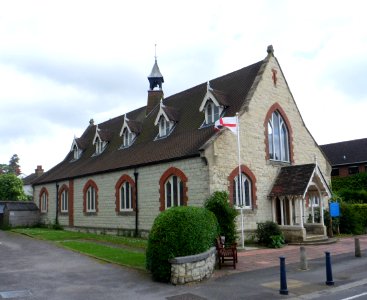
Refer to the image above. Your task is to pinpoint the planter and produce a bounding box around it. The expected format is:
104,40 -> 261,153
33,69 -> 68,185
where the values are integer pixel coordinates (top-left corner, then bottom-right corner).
169,247 -> 216,285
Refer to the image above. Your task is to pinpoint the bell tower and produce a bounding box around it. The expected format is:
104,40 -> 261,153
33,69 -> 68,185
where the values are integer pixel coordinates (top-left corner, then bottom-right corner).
146,46 -> 164,116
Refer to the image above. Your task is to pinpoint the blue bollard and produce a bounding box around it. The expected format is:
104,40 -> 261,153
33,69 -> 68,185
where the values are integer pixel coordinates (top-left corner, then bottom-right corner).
279,256 -> 289,295
325,251 -> 334,286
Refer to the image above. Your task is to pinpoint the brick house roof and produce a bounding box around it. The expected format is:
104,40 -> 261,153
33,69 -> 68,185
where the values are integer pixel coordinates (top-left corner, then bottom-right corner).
320,138 -> 367,166
34,59 -> 264,185
269,164 -> 317,197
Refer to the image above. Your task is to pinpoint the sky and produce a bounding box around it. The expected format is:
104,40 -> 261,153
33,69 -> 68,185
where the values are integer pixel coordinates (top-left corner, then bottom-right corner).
1,0 -> 366,176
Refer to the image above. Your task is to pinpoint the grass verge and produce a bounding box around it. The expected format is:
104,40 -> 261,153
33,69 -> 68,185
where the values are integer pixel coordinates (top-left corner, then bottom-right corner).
11,228 -> 147,270
12,228 -> 147,248
60,240 -> 146,269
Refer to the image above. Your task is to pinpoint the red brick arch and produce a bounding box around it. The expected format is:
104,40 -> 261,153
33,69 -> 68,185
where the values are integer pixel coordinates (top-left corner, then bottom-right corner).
39,187 -> 49,213
58,184 -> 69,213
228,165 -> 257,209
263,102 -> 294,163
159,167 -> 188,211
83,179 -> 99,214
115,174 -> 136,213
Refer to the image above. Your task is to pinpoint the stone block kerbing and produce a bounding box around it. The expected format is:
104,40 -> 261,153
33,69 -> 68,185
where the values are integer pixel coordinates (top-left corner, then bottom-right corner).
169,247 -> 216,285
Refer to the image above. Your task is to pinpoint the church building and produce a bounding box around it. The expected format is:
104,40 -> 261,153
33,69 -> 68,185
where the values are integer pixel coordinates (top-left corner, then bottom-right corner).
33,46 -> 331,242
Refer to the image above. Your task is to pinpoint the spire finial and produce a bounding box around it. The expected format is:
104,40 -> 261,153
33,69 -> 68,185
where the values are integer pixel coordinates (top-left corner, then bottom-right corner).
155,43 -> 157,61
207,81 -> 212,91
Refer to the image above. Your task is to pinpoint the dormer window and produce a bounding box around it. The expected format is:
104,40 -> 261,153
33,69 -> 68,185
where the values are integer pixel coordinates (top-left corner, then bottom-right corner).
70,137 -> 85,161
95,137 -> 104,155
92,126 -> 109,156
205,100 -> 221,125
73,145 -> 81,160
122,128 -> 136,148
158,116 -> 173,138
199,82 -> 226,127
154,100 -> 178,140
119,116 -> 140,149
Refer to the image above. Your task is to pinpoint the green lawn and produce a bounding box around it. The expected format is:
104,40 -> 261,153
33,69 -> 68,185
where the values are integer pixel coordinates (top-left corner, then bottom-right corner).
12,228 -> 147,270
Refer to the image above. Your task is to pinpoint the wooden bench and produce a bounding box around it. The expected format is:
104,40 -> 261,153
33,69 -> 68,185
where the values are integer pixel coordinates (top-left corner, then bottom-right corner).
215,236 -> 238,269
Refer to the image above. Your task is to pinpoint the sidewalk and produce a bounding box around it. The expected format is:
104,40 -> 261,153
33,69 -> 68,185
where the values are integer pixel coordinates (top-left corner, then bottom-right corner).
213,235 -> 367,277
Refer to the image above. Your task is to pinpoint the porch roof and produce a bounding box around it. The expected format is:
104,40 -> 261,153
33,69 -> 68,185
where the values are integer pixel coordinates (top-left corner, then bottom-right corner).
269,164 -> 331,198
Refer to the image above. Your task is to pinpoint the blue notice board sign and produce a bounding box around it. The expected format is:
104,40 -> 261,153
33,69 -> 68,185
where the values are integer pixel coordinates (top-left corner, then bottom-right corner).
330,202 -> 340,217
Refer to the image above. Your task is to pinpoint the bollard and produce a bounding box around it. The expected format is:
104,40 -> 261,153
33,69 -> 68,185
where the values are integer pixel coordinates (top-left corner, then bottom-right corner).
325,252 -> 334,286
279,256 -> 289,295
355,238 -> 361,257
300,246 -> 308,270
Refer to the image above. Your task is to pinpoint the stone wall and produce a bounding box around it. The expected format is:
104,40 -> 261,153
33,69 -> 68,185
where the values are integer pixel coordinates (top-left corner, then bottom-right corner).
203,54 -> 331,236
169,247 -> 216,285
33,157 -> 209,233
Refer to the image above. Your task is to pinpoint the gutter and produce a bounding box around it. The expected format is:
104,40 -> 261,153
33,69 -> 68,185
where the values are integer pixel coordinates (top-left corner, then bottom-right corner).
134,169 -> 139,237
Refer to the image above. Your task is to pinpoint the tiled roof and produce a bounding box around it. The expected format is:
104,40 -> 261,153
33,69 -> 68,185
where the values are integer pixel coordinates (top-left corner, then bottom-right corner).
22,173 -> 38,185
34,60 -> 264,185
0,201 -> 39,211
320,138 -> 367,166
269,164 -> 316,197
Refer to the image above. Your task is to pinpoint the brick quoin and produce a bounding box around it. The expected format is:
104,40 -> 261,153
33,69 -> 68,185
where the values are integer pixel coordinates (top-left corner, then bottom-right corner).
69,179 -> 74,226
39,187 -> 49,213
159,167 -> 188,211
228,165 -> 257,209
263,102 -> 294,163
114,174 -> 136,213
83,179 -> 99,214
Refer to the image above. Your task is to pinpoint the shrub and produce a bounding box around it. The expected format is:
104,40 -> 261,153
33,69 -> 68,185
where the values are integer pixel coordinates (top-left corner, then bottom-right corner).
204,191 -> 238,244
338,189 -> 367,204
256,221 -> 284,247
339,202 -> 364,234
146,206 -> 219,282
332,173 -> 367,192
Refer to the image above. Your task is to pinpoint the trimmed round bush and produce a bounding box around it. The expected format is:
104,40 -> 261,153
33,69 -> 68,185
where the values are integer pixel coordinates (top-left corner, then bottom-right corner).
146,206 -> 219,282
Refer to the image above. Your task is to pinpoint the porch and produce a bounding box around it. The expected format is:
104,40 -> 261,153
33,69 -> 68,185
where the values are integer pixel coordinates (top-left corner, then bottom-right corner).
269,163 -> 331,243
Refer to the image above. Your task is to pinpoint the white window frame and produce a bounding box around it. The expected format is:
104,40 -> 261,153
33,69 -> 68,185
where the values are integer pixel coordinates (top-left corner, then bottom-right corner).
73,145 -> 81,160
61,190 -> 68,213
41,192 -> 47,213
122,128 -> 136,148
165,175 -> 183,209
158,117 -> 173,138
311,194 -> 320,207
204,100 -> 222,125
119,181 -> 133,212
233,173 -> 252,209
268,111 -> 290,162
86,186 -> 96,213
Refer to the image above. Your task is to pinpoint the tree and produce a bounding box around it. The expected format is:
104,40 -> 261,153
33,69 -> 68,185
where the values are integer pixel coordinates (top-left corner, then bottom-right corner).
8,154 -> 21,175
0,164 -> 9,174
0,173 -> 27,200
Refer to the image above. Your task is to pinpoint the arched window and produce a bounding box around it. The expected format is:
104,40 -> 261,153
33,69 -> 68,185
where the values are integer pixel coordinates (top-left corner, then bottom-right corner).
115,175 -> 136,213
265,104 -> 293,162
58,184 -> 69,213
83,180 -> 99,214
233,173 -> 252,208
159,167 -> 188,211
39,187 -> 49,213
165,175 -> 183,208
228,165 -> 257,209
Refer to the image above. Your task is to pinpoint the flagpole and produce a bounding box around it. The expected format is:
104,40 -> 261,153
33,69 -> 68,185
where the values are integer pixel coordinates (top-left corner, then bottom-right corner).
236,112 -> 244,249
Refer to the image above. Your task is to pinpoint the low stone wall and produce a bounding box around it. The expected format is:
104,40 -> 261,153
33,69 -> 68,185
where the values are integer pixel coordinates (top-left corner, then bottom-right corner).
280,225 -> 306,243
169,247 -> 216,285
